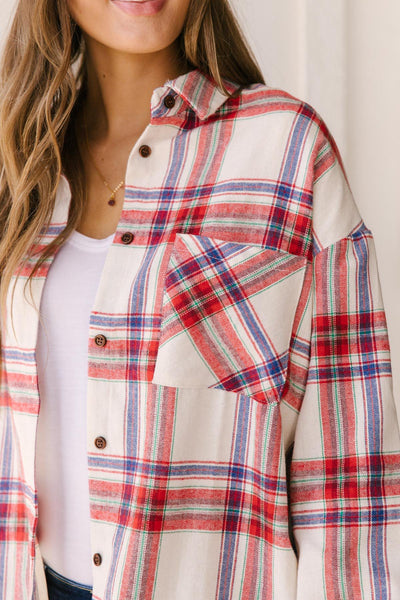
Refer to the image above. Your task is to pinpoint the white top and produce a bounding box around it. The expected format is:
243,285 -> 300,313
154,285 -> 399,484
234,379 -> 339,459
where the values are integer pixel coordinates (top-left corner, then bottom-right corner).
35,228 -> 115,586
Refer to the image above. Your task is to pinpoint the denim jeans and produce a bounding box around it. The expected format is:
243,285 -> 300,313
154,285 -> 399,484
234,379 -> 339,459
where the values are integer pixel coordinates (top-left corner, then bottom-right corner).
43,562 -> 93,600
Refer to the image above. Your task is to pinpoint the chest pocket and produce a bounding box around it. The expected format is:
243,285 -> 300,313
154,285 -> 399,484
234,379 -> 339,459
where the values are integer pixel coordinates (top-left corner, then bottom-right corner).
151,233 -> 308,405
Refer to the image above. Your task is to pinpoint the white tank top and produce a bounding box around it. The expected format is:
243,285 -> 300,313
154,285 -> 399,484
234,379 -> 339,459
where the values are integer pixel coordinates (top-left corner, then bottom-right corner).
35,228 -> 115,586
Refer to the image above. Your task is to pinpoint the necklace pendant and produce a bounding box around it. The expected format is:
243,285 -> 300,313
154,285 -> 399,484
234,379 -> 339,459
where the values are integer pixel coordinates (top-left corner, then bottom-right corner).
108,195 -> 116,206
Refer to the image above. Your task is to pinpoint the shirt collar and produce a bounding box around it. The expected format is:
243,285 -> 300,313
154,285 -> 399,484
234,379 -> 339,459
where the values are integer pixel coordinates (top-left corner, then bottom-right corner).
153,67 -> 241,121
57,68 -> 241,225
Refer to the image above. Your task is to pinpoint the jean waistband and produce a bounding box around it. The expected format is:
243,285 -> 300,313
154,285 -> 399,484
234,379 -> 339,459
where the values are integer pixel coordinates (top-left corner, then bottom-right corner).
44,562 -> 93,593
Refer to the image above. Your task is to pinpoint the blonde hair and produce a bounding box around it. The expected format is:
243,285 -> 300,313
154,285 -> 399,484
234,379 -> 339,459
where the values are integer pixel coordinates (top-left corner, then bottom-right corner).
0,0 -> 265,351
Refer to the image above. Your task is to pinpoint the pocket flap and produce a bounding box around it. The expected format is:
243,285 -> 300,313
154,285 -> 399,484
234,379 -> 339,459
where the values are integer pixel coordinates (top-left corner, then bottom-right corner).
151,234 -> 308,404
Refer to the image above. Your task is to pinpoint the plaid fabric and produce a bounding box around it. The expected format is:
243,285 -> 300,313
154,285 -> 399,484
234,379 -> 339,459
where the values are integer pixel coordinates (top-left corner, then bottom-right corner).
1,67 -> 399,600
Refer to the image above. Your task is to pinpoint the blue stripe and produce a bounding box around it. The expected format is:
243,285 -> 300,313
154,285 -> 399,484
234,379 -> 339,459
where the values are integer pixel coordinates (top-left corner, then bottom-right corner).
352,223 -> 388,599
307,360 -> 392,382
4,348 -> 35,362
196,237 -> 287,394
125,179 -> 312,208
218,394 -> 252,599
281,106 -> 311,182
86,454 -> 287,495
292,506 -> 400,528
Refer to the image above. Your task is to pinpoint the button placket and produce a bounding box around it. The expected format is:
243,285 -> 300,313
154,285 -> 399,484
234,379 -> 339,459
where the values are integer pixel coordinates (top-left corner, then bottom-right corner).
86,90 -> 183,593
86,116 -> 161,591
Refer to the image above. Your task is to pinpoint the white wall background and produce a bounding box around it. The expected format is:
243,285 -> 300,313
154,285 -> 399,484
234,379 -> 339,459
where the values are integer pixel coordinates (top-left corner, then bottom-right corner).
1,0 -> 400,411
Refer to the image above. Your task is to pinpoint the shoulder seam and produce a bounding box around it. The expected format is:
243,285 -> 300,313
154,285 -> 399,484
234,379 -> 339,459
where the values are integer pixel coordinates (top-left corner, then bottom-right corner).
313,220 -> 373,258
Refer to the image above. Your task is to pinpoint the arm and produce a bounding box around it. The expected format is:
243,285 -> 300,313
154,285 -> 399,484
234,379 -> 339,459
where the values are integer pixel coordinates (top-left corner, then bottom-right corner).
287,118 -> 400,599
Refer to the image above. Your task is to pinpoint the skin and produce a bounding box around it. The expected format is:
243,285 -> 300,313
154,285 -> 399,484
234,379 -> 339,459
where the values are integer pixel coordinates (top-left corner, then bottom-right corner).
65,0 -> 192,238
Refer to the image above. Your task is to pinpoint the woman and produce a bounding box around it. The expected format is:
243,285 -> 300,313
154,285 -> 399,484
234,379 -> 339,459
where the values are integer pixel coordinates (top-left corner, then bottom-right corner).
0,0 -> 399,599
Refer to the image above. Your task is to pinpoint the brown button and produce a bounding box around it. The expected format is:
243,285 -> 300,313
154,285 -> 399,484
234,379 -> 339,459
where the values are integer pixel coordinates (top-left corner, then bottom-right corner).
139,144 -> 151,158
94,334 -> 107,347
94,436 -> 107,449
93,553 -> 102,566
163,94 -> 175,109
121,231 -> 134,244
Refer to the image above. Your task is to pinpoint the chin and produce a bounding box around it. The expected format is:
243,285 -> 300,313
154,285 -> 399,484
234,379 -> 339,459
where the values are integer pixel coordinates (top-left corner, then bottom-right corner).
68,0 -> 189,57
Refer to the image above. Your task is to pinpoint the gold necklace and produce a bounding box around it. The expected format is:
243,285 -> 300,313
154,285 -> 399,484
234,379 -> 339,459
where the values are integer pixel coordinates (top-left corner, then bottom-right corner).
82,110 -> 125,207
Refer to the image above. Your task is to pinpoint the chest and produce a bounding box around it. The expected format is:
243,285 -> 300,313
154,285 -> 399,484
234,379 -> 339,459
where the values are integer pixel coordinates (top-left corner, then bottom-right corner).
2,115 -> 316,442
75,140 -> 138,239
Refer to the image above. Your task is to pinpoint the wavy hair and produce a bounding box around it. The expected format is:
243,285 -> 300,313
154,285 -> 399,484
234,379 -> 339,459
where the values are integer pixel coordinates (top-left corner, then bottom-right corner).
0,0 -> 265,350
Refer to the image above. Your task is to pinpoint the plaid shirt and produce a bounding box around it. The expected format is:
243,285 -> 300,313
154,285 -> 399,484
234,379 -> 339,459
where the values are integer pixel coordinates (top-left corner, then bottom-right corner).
1,67 -> 400,600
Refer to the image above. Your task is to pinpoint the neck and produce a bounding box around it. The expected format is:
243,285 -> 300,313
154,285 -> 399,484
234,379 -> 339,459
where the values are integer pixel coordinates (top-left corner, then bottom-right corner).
81,35 -> 189,144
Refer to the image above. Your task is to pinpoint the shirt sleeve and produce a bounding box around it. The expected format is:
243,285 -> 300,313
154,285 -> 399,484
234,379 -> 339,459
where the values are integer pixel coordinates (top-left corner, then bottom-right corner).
286,117 -> 400,599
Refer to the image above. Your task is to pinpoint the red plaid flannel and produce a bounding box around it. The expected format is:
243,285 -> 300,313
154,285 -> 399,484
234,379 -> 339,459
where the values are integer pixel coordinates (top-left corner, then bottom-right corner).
1,67 -> 399,599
